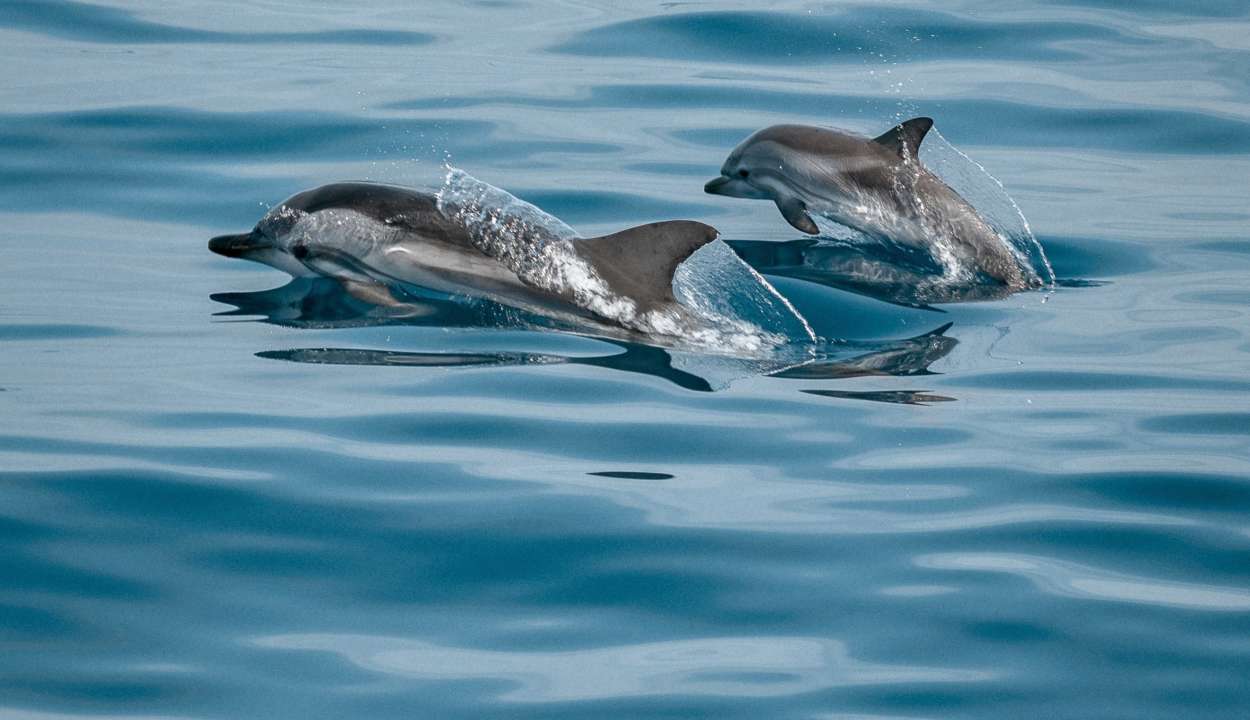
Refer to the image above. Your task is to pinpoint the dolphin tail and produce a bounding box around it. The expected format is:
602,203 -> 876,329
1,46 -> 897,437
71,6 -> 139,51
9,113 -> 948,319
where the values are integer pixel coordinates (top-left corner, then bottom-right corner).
575,220 -> 719,311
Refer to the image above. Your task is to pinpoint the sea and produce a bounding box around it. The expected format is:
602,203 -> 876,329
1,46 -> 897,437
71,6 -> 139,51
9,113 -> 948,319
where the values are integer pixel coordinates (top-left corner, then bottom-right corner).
2,1 -> 1249,718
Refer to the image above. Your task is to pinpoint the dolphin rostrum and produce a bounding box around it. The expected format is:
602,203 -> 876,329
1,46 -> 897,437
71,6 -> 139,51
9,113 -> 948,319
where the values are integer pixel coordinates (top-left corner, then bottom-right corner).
704,118 -> 1032,289
209,182 -> 719,336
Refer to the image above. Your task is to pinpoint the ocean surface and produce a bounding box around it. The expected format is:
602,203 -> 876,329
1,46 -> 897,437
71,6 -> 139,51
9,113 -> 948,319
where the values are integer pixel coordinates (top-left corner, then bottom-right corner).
3,1 -> 1250,718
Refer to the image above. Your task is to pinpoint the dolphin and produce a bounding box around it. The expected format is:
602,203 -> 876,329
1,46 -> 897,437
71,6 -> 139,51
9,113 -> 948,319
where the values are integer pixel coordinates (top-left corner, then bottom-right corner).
209,182 -> 719,336
704,118 -> 1031,289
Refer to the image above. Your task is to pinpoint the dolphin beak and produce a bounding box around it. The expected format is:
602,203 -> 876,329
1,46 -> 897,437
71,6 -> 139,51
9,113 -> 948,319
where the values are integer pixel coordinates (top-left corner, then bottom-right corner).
704,176 -> 732,195
704,175 -> 769,200
209,231 -> 267,258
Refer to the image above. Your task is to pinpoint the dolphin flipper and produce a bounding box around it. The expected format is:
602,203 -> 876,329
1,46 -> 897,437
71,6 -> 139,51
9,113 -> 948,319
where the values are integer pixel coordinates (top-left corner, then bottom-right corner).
776,196 -> 819,235
872,117 -> 933,160
576,221 -> 719,311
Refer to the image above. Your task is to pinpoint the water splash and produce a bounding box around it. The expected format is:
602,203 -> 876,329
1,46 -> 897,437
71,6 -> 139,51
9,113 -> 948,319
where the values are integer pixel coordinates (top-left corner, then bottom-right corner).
436,168 -> 814,355
921,129 -> 1056,286
675,240 -> 817,345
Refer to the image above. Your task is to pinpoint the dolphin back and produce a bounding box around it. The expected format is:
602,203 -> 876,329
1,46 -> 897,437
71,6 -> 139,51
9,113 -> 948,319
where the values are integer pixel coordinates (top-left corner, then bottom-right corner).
575,221 -> 719,311
283,182 -> 436,215
282,182 -> 466,240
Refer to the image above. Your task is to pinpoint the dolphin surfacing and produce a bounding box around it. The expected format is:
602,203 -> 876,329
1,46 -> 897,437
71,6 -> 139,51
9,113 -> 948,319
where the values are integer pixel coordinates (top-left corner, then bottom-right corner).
210,182 -> 719,336
704,118 -> 1033,289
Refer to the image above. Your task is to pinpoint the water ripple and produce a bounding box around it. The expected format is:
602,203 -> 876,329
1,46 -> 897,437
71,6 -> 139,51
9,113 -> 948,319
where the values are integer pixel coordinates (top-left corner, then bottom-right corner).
549,8 -> 1142,64
5,0 -> 435,45
388,84 -> 1250,155
256,633 -> 991,702
918,553 -> 1250,611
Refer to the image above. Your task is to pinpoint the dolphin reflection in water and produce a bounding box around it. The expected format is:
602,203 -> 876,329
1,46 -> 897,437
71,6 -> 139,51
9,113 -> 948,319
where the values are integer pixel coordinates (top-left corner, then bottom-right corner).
211,278 -> 958,403
726,237 -> 1101,310
725,238 -> 1015,309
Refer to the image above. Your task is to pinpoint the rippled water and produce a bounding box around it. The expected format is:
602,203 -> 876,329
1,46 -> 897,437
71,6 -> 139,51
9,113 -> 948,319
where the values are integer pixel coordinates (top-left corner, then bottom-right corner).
3,1 -> 1250,717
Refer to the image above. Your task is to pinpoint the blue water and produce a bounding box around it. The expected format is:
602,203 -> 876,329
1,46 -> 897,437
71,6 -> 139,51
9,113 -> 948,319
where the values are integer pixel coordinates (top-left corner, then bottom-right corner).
3,1 -> 1250,717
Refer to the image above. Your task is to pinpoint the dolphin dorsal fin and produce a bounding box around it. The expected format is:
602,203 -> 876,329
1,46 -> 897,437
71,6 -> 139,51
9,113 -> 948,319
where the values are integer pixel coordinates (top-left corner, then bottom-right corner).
872,117 -> 934,160
576,221 -> 719,310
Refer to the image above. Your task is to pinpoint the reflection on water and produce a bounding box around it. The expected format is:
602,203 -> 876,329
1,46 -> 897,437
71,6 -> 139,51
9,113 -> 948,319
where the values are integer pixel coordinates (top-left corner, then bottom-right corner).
727,238 -> 1099,307
802,389 -> 956,406
215,278 -> 960,397
211,278 -> 541,331
772,323 -> 957,378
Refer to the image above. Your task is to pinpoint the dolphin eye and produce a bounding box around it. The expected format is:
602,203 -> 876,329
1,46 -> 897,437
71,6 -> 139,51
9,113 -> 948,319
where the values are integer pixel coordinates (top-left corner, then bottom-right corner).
738,169 -> 749,178
292,243 -> 309,260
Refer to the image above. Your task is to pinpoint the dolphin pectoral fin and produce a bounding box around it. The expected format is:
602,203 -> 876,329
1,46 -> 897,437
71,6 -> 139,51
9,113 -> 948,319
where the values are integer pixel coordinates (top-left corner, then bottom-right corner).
776,197 -> 819,235
575,220 -> 719,310
872,117 -> 934,160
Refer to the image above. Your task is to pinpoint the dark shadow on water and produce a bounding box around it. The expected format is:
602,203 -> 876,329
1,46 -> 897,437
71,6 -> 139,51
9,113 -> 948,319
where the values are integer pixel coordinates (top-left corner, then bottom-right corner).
212,279 -> 961,400
586,471 -> 675,480
1040,235 -> 1155,278
256,345 -> 717,393
801,389 -> 956,406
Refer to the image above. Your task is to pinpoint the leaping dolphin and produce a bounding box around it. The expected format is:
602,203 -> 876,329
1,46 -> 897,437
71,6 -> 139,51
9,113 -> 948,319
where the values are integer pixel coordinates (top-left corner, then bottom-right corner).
704,118 -> 1032,289
209,182 -> 719,337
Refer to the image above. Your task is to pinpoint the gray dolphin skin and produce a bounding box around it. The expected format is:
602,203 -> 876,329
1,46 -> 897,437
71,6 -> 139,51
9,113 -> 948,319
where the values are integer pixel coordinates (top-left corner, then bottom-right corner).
704,118 -> 1030,288
209,183 -> 718,333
